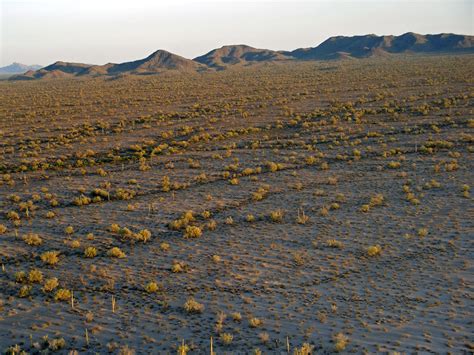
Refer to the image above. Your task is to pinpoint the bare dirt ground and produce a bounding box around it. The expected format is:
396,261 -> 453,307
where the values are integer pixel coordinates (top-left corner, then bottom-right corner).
0,55 -> 473,354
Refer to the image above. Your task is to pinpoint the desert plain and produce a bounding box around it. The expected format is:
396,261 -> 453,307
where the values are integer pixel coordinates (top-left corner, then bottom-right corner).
0,55 -> 473,354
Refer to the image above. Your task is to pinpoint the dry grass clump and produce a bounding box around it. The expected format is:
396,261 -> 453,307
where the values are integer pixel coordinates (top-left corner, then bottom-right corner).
45,211 -> 56,219
41,251 -> 60,266
45,337 -> 66,351
160,242 -> 170,251
184,225 -> 202,238
22,233 -> 42,246
231,312 -> 242,322
229,177 -> 239,185
319,207 -> 329,216
145,281 -> 160,293
28,269 -> 43,283
171,261 -> 187,273
18,285 -> 31,298
7,211 -> 20,221
136,229 -> 151,242
387,161 -> 401,169
84,246 -> 97,258
220,333 -> 233,345
74,194 -> 92,206
333,333 -> 349,352
293,343 -> 314,355
269,209 -> 284,223
54,288 -> 72,301
206,219 -> 217,231
360,193 -> 385,212
169,211 -> 203,238
183,298 -> 204,313
70,239 -> 81,248
296,208 -> 309,224
177,342 -> 189,355
367,245 -> 382,257
42,277 -> 59,292
15,271 -> 27,283
266,161 -> 283,172
109,224 -> 152,243
369,193 -> 384,207
360,204 -> 370,213
115,188 -> 136,200
418,228 -> 428,237
252,187 -> 269,201
246,214 -> 255,222
107,247 -> 126,258
326,239 -> 343,248
249,317 -> 263,328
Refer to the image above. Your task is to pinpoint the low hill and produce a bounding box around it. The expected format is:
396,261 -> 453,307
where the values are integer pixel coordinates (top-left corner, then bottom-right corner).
108,50 -> 205,74
194,45 -> 291,69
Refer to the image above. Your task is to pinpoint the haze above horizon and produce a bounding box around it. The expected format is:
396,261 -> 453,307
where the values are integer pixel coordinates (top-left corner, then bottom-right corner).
1,0 -> 472,67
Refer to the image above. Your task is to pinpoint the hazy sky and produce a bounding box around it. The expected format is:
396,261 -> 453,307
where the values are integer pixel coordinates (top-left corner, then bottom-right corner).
1,0 -> 472,66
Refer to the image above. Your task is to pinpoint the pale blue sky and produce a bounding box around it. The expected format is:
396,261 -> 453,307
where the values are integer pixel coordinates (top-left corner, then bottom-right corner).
1,0 -> 472,66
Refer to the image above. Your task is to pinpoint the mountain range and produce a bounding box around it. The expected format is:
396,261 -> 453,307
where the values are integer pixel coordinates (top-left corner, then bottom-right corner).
8,32 -> 473,80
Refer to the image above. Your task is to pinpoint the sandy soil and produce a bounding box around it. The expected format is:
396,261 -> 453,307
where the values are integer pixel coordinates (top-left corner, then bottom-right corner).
0,55 -> 473,354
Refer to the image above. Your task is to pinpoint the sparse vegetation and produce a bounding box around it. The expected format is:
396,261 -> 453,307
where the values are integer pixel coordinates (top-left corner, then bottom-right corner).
0,53 -> 471,354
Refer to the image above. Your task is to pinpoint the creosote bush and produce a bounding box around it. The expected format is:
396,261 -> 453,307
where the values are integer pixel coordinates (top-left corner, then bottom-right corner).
145,281 -> 159,293
28,269 -> 43,283
54,288 -> 72,301
43,278 -> 59,292
333,333 -> 349,352
220,333 -> 233,345
326,239 -> 343,248
18,285 -> 31,298
108,247 -> 126,258
367,245 -> 382,257
418,228 -> 428,237
269,210 -> 284,223
249,317 -> 263,328
41,251 -> 60,266
184,225 -> 202,238
22,233 -> 42,246
183,298 -> 204,313
84,246 -> 97,258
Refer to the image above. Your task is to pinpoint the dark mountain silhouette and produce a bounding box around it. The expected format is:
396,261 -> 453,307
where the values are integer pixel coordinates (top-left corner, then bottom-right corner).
0,62 -> 42,74
288,33 -> 474,60
9,32 -> 473,80
194,45 -> 290,69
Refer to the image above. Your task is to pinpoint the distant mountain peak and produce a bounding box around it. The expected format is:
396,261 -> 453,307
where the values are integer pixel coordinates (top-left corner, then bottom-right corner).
0,62 -> 42,74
